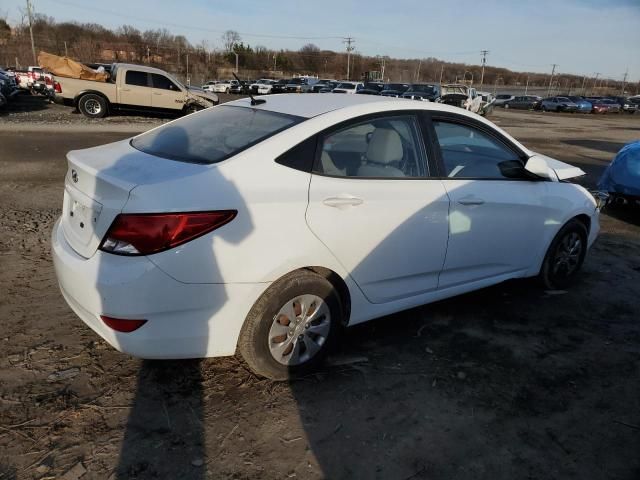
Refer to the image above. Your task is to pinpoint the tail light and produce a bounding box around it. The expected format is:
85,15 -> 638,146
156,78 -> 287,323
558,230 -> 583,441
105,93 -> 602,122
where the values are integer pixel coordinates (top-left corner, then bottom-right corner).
101,316 -> 147,332
54,81 -> 62,93
45,75 -> 52,85
100,211 -> 237,256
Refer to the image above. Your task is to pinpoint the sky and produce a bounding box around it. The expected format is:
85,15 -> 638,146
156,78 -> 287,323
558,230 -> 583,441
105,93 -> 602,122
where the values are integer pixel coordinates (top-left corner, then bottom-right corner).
2,0 -> 639,81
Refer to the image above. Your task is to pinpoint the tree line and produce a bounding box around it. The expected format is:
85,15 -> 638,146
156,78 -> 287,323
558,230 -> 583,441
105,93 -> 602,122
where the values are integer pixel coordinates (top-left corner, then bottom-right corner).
0,15 -> 632,95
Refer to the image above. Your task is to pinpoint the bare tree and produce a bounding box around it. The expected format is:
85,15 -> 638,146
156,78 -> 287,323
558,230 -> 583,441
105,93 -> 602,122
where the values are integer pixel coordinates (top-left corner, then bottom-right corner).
299,43 -> 321,73
221,30 -> 240,53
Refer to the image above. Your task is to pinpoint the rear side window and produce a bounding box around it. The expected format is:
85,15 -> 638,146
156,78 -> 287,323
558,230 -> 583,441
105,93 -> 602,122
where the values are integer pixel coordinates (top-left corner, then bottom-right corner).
131,105 -> 304,164
125,70 -> 149,87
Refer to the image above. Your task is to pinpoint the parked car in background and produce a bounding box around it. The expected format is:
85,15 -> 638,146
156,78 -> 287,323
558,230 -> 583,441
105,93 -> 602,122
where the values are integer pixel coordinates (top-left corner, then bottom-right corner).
379,83 -> 410,97
332,81 -> 364,94
211,80 -> 233,93
229,80 -> 245,94
356,82 -> 385,95
441,84 -> 482,113
54,63 -> 219,118
51,94 -> 601,380
310,79 -> 336,93
271,79 -> 289,94
401,83 -> 441,102
588,98 -> 620,114
286,77 -> 319,93
202,81 -> 218,92
566,96 -> 592,113
250,79 -> 276,95
494,94 -> 515,107
504,95 -> 543,110
318,81 -> 339,93
540,97 -> 579,112
608,96 -> 638,114
477,91 -> 495,116
0,67 -> 20,103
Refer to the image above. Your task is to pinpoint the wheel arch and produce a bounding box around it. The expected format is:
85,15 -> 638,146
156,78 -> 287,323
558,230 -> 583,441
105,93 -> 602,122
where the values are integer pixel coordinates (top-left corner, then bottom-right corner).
303,266 -> 351,325
74,90 -> 111,109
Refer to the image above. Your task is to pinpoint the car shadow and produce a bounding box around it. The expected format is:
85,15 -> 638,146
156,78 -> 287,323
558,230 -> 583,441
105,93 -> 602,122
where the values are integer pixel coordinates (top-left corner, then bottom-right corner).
0,93 -> 50,115
603,204 -> 640,227
71,123 -> 252,478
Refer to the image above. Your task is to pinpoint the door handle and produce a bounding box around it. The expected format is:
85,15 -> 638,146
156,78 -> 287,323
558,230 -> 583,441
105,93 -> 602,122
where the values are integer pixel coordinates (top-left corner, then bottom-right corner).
323,195 -> 363,209
458,197 -> 485,206
153,92 -> 162,95
121,88 -> 131,92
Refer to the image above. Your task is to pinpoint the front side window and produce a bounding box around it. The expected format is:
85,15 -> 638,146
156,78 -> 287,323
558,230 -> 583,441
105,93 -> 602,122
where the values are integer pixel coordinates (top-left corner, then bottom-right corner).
152,73 -> 179,91
315,115 -> 427,178
433,120 -> 523,179
132,106 -> 303,164
125,70 -> 149,87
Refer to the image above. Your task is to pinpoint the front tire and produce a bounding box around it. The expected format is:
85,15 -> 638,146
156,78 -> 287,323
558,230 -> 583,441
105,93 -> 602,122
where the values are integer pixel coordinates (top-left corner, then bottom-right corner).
78,93 -> 108,118
539,219 -> 588,289
238,270 -> 343,380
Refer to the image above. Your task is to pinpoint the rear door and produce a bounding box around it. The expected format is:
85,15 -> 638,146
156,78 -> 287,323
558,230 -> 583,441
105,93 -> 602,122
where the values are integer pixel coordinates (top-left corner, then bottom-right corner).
119,69 -> 151,107
151,73 -> 184,111
306,112 -> 450,304
428,114 -> 549,288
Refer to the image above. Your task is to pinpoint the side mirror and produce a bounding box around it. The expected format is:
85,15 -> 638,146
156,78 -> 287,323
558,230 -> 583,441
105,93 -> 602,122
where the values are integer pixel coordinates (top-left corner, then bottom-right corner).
524,156 -> 554,180
498,160 -> 529,179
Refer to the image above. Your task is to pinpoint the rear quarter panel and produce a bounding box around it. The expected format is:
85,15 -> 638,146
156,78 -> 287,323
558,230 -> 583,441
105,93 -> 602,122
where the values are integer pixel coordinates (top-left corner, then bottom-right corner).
55,76 -> 117,103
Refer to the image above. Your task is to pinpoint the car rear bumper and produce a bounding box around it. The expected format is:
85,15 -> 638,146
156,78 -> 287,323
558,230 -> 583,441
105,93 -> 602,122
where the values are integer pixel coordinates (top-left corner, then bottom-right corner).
51,218 -> 267,359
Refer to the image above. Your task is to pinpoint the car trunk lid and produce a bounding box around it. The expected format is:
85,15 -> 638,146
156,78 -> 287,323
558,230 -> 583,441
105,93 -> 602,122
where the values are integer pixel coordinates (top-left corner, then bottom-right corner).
61,138 -> 207,258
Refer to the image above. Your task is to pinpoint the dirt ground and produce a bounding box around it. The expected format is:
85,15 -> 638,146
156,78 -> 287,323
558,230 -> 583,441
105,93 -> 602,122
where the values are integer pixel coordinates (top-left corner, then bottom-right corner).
1,96 -> 639,480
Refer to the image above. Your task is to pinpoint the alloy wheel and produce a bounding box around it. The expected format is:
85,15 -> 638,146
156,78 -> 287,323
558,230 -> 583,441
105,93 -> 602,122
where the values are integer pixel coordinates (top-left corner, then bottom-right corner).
268,294 -> 331,366
552,232 -> 583,278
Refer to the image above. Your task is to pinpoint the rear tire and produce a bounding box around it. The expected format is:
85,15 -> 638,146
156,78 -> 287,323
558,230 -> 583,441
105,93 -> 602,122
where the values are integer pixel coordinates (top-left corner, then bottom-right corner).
78,93 -> 107,118
238,270 -> 343,380
539,219 -> 588,289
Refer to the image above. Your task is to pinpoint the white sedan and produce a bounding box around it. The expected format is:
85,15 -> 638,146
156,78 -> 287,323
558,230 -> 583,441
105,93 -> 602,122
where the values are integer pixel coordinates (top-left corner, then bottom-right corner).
52,95 -> 600,380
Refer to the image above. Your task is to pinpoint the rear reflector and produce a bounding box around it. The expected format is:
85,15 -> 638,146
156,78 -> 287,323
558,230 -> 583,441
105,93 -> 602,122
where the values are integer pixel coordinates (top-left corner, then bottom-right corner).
101,316 -> 147,333
100,210 -> 237,256
54,81 -> 62,93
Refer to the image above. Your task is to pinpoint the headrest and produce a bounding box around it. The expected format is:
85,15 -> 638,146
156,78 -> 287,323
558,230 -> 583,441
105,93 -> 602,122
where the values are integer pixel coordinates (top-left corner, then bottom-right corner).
366,128 -> 403,164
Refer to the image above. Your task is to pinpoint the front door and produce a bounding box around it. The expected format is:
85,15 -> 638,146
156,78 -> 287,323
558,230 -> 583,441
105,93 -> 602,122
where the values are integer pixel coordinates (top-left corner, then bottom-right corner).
430,117 -> 549,288
306,113 -> 450,304
151,73 -> 184,111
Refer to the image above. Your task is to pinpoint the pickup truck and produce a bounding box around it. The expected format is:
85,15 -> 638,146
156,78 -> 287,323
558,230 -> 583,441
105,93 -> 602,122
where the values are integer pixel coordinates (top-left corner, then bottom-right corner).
440,84 -> 482,114
54,63 -> 219,118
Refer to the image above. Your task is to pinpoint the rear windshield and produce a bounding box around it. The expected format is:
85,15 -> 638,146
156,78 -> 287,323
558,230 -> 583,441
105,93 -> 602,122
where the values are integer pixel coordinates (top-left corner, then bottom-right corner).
131,105 -> 303,164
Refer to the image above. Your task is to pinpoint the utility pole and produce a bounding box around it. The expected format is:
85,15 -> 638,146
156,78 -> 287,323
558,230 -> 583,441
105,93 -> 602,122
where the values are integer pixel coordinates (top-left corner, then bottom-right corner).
547,64 -> 558,97
415,59 -> 422,82
64,41 -> 68,57
480,50 -> 489,90
343,36 -> 355,80
621,69 -> 628,94
524,75 -> 530,95
580,75 -> 587,94
591,72 -> 600,95
26,0 -> 37,64
186,53 -> 189,85
146,46 -> 150,64
439,64 -> 444,84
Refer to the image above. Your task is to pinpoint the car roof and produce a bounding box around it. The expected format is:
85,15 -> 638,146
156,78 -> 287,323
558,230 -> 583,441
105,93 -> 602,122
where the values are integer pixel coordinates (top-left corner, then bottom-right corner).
222,92 -> 478,119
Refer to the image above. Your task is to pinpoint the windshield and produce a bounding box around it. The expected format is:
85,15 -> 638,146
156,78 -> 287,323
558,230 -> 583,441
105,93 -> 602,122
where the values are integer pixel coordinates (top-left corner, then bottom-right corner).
384,84 -> 409,92
131,106 -> 304,164
336,83 -> 355,89
288,78 -> 304,84
407,84 -> 436,94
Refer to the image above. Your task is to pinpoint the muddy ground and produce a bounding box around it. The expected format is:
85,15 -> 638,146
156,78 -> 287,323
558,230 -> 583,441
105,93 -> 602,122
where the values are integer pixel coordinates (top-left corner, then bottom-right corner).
1,96 -> 639,480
